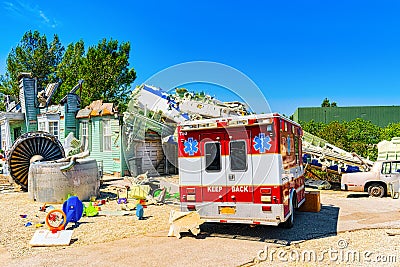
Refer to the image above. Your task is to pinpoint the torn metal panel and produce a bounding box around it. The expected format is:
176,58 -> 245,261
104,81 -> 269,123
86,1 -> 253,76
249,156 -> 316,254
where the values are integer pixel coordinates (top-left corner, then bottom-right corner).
60,80 -> 83,104
303,130 -> 374,174
377,137 -> 400,161
37,82 -> 60,108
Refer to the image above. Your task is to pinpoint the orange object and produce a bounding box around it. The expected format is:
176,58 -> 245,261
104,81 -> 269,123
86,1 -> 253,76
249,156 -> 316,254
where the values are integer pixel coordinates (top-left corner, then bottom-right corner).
298,191 -> 321,212
45,209 -> 67,232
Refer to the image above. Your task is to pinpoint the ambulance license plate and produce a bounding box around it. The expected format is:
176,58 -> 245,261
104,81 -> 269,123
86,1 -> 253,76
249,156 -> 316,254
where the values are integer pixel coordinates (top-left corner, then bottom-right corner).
219,206 -> 236,215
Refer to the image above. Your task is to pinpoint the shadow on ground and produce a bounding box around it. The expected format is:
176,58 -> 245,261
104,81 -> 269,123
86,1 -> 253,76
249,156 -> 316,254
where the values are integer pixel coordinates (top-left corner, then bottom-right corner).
194,204 -> 339,245
346,193 -> 370,198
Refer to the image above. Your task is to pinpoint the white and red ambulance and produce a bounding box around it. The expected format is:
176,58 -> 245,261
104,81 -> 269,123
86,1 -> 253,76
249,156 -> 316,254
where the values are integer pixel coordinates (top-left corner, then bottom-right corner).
178,113 -> 305,228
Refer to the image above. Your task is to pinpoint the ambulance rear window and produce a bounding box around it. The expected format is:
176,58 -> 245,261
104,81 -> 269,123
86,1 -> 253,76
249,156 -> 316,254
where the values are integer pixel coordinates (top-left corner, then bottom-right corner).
205,142 -> 221,172
230,141 -> 247,171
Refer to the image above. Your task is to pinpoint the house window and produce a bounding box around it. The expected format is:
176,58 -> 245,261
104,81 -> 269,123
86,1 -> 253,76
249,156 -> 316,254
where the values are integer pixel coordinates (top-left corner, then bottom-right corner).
103,120 -> 112,151
48,121 -> 59,138
82,121 -> 89,151
38,122 -> 46,132
230,140 -> 247,171
205,142 -> 221,172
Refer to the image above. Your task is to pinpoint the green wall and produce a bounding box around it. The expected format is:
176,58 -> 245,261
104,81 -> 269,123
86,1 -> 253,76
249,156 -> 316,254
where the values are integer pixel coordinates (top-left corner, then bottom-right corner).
293,106 -> 400,127
79,116 -> 127,175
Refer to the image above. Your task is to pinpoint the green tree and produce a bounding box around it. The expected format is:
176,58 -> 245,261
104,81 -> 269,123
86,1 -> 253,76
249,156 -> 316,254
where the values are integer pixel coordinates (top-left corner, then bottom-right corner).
0,93 -> 5,111
0,30 -> 64,97
301,118 -> 382,161
381,122 -> 400,141
54,40 -> 86,102
80,38 -> 136,110
300,120 -> 325,136
321,98 -> 330,107
319,121 -> 348,149
1,32 -> 136,112
321,98 -> 338,107
55,38 -> 136,110
344,118 -> 381,160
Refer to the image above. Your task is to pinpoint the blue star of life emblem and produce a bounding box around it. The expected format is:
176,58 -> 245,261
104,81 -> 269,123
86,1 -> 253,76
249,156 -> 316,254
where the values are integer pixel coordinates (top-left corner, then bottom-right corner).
183,137 -> 199,156
253,133 -> 272,153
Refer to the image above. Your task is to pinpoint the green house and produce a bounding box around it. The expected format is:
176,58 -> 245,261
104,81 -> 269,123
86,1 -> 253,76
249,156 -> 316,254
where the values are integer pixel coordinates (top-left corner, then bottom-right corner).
76,100 -> 128,176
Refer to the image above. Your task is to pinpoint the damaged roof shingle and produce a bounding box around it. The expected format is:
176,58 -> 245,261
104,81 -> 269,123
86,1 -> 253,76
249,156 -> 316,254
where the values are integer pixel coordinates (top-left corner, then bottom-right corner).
76,100 -> 116,119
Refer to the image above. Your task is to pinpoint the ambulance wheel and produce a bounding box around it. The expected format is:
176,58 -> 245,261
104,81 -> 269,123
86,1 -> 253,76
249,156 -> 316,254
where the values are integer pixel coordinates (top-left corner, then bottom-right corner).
280,197 -> 295,229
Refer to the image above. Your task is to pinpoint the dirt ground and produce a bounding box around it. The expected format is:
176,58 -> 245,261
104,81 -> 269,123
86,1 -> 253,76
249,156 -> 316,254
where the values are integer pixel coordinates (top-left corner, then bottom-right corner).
1,183 -> 400,267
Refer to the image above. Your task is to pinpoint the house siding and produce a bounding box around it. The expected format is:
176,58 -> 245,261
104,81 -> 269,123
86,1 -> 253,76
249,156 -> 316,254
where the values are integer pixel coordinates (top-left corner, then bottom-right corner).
19,77 -> 38,132
80,116 -> 124,176
64,93 -> 80,138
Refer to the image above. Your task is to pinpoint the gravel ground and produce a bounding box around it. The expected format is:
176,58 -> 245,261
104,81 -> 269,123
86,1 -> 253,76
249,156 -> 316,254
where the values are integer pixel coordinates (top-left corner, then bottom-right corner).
0,179 -> 179,259
251,228 -> 400,267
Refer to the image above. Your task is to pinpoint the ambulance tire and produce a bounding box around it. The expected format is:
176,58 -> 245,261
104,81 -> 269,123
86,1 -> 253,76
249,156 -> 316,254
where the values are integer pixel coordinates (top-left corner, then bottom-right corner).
280,196 -> 295,229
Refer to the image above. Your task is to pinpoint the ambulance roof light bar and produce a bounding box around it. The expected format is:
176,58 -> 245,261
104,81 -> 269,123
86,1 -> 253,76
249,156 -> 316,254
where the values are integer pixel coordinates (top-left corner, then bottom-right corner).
179,113 -> 280,131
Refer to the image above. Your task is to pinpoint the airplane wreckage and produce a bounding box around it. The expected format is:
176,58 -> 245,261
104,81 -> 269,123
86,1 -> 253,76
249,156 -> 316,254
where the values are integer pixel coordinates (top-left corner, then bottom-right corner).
121,84 -> 249,176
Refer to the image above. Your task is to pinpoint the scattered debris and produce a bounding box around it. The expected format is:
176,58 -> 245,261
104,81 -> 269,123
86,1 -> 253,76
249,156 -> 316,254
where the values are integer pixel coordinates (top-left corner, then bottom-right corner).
46,196 -> 83,231
386,231 -> 400,236
305,179 -> 331,190
117,198 -> 127,204
83,202 -> 98,217
168,210 -> 205,239
30,229 -> 74,247
136,204 -> 144,220
298,191 -> 321,212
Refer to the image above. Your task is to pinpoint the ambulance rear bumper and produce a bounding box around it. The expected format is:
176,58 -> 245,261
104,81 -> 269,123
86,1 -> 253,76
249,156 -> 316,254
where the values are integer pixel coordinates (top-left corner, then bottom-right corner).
181,202 -> 287,226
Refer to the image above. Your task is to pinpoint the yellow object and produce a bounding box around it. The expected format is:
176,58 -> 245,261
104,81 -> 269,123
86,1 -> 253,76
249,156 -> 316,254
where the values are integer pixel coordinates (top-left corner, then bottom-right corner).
35,223 -> 43,228
299,191 -> 321,212
219,206 -> 236,215
127,185 -> 150,200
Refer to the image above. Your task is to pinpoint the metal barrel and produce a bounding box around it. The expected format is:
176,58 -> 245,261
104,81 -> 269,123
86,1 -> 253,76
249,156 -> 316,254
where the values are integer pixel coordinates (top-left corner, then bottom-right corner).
28,158 -> 99,203
7,132 -> 65,191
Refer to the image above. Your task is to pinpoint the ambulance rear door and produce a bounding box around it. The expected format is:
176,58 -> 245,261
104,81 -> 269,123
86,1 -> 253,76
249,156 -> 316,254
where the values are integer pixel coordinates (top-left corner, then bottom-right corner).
200,132 -> 228,202
225,130 -> 253,203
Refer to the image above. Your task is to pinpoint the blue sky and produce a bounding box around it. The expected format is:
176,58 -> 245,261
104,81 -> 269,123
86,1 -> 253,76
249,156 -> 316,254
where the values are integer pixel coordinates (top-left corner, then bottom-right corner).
1,1 -> 400,115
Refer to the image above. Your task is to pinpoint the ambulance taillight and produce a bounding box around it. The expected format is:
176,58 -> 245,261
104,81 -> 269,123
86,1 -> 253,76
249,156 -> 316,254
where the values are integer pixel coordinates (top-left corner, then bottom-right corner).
260,187 -> 272,203
186,188 -> 196,202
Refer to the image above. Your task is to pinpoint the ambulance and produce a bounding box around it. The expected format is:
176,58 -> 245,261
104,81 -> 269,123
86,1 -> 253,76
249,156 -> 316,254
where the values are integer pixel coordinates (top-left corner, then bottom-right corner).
178,113 -> 305,228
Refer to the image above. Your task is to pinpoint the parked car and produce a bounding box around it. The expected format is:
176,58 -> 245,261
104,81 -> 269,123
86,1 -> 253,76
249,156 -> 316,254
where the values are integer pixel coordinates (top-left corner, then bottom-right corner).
341,160 -> 400,197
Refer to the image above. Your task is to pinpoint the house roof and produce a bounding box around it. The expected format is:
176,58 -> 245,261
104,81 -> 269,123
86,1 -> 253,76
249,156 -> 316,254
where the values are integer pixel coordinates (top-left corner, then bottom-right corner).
76,100 -> 116,119
0,112 -> 25,122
